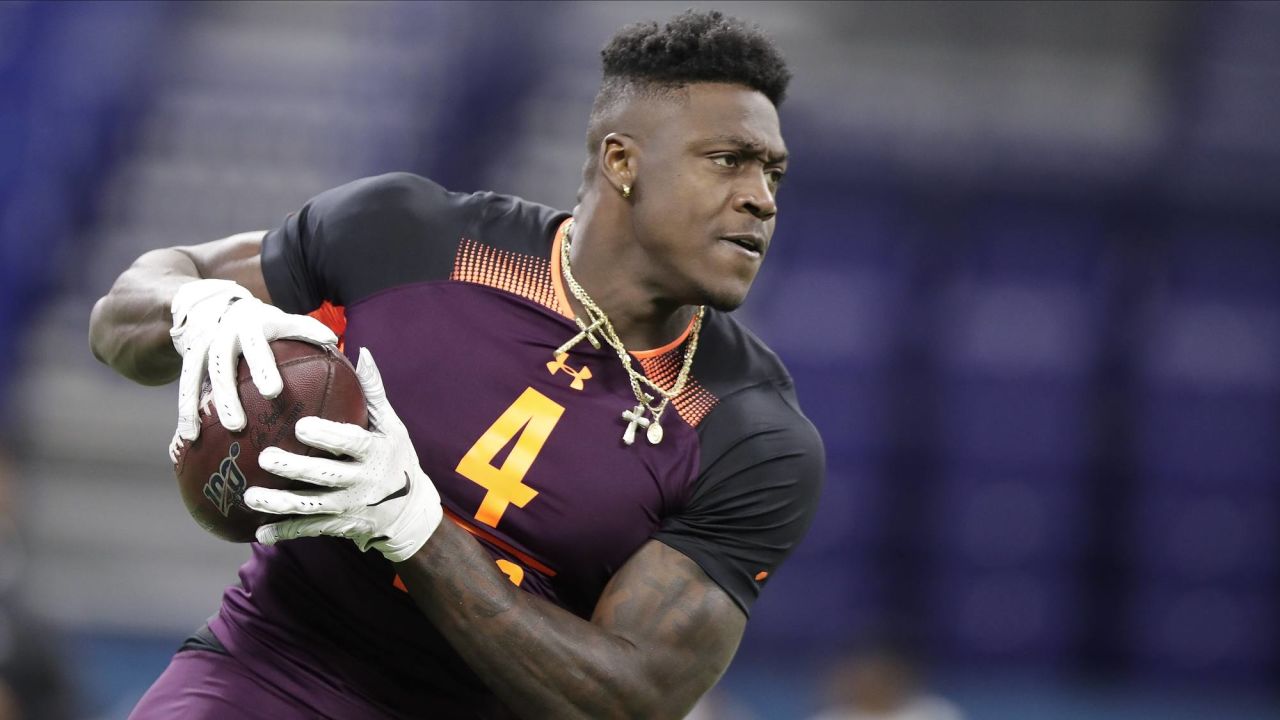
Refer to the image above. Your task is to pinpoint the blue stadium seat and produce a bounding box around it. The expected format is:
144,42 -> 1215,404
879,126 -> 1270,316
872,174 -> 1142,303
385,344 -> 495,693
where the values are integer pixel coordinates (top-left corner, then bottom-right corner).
938,378 -> 1094,470
928,468 -> 1091,566
925,568 -> 1081,665
1124,486 -> 1278,583
1135,392 -> 1280,485
1124,581 -> 1276,685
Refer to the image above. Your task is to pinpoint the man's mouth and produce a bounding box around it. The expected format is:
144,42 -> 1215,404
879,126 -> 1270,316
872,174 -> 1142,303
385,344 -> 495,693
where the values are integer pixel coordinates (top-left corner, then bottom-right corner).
720,233 -> 764,256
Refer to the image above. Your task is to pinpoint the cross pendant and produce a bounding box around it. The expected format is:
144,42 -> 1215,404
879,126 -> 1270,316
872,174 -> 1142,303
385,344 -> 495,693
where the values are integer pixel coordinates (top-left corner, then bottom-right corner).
554,319 -> 603,357
621,404 -> 650,445
576,316 -> 604,349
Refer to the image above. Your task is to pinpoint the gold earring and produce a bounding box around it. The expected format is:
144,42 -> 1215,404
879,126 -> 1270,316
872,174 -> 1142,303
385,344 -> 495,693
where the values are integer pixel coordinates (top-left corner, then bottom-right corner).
621,184 -> 632,200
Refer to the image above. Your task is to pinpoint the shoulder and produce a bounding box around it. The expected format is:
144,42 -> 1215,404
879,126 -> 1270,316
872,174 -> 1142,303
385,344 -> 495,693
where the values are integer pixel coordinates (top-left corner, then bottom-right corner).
465,189 -> 570,259
682,311 -> 826,526
300,172 -> 473,234
261,173 -> 568,310
695,310 -> 793,399
305,172 -> 566,243
653,312 -> 824,614
314,173 -> 567,257
694,311 -> 823,469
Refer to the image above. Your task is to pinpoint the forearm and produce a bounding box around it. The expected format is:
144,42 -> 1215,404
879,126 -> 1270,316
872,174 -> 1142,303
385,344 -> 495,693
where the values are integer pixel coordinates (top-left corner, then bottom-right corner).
395,521 -> 721,720
89,248 -> 199,384
89,231 -> 269,385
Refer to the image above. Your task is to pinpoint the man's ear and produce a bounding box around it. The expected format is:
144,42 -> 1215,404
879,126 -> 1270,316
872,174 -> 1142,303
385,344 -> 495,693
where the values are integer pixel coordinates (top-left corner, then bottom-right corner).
600,132 -> 637,195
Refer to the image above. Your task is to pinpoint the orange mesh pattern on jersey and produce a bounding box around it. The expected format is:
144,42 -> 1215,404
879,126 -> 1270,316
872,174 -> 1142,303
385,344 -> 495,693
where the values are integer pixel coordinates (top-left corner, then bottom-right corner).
451,237 -> 558,311
636,351 -> 719,428
449,233 -> 719,426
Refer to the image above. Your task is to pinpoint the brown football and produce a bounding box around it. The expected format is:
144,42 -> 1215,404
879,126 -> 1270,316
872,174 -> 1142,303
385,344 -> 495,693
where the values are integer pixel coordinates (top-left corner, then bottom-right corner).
172,340 -> 367,542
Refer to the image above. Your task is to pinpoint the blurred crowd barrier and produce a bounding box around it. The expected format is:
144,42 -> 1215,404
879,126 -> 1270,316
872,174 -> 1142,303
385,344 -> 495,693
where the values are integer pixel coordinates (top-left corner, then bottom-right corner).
2,2 -> 1278,718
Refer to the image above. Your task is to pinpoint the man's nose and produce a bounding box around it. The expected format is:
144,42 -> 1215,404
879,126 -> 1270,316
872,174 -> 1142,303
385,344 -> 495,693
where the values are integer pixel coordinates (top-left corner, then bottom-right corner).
733,174 -> 777,221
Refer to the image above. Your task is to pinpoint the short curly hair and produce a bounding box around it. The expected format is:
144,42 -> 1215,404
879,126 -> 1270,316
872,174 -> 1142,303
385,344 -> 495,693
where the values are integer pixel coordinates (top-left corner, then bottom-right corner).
584,9 -> 791,161
601,9 -> 790,104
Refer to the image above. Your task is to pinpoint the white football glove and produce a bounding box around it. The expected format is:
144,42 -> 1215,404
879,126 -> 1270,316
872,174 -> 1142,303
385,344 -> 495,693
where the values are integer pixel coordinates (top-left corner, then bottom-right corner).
168,279 -> 337,461
244,347 -> 444,563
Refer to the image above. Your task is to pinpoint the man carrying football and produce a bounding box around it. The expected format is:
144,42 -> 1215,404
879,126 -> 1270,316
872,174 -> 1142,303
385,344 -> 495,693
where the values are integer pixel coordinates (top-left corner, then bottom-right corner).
91,10 -> 823,719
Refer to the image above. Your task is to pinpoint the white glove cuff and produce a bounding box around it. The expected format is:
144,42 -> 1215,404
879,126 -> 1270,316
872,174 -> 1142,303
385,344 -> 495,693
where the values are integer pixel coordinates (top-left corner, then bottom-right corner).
376,500 -> 445,563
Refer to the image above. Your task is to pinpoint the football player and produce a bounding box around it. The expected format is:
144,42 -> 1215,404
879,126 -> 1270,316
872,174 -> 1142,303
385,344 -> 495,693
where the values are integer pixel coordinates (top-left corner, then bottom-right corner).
91,10 -> 823,719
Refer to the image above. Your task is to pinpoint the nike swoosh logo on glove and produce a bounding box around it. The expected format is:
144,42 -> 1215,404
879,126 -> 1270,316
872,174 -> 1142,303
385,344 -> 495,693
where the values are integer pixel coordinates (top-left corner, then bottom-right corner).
368,472 -> 412,507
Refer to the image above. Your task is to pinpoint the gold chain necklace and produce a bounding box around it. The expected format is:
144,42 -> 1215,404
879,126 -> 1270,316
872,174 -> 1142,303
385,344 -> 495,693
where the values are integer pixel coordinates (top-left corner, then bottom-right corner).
554,219 -> 705,446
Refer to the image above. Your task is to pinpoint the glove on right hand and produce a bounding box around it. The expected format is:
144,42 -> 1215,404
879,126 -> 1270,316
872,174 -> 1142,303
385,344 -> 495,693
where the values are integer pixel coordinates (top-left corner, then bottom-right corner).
168,279 -> 337,461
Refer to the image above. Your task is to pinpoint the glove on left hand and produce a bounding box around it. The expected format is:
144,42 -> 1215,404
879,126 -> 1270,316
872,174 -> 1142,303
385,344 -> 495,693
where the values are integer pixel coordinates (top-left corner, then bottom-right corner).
245,347 -> 443,563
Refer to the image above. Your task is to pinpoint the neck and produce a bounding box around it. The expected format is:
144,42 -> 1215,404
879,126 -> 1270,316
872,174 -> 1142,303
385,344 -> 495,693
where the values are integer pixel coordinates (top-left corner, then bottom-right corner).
564,211 -> 696,351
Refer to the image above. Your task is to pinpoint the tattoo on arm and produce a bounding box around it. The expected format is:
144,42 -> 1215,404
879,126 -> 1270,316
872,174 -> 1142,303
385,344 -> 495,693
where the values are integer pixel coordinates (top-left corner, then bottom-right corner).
395,521 -> 745,720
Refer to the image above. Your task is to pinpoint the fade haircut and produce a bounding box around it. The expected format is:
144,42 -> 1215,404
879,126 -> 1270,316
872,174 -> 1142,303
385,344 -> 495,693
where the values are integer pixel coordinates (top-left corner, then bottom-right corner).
583,9 -> 791,181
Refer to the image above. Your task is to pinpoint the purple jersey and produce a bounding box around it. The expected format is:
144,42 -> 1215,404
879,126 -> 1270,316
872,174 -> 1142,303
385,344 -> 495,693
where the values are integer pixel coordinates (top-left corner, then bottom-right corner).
203,173 -> 823,717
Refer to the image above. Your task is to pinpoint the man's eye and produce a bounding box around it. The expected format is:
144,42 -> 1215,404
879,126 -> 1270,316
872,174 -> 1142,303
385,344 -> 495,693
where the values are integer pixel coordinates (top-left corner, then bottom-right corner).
712,155 -> 739,168
768,170 -> 786,186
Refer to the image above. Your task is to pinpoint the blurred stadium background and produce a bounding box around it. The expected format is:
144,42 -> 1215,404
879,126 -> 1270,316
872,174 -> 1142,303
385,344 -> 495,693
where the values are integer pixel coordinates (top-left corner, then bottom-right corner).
2,1 -> 1279,718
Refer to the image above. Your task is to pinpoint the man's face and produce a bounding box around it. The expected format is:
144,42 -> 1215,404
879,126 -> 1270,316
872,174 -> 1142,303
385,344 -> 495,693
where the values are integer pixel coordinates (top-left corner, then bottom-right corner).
628,83 -> 787,311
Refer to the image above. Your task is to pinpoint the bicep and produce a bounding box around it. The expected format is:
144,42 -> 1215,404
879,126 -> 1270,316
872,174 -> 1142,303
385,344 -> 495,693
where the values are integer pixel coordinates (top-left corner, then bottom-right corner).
172,230 -> 272,303
591,540 -> 745,716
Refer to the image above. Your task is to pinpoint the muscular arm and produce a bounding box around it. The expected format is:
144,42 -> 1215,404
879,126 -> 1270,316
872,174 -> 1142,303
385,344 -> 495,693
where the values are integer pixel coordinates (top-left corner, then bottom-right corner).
88,232 -> 271,384
396,522 -> 746,720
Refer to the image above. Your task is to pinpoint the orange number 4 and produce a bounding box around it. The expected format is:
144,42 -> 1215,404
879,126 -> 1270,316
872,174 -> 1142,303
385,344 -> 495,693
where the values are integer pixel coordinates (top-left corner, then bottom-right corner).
455,388 -> 564,527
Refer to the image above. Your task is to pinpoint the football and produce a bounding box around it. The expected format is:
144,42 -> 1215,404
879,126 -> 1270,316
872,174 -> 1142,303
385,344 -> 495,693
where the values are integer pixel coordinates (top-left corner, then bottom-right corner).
172,340 -> 368,542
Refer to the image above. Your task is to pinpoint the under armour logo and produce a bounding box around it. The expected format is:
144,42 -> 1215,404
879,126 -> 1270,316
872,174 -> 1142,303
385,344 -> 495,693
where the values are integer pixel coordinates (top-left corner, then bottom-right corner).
203,442 -> 247,517
546,353 -> 592,390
